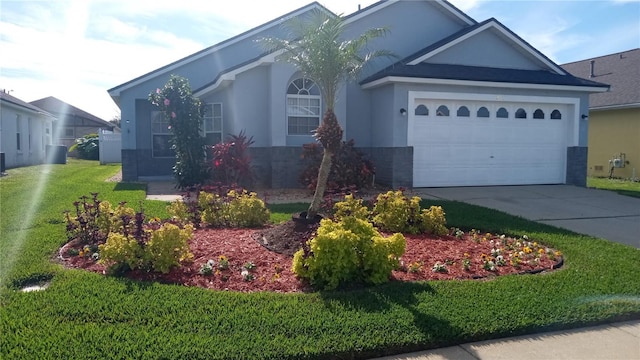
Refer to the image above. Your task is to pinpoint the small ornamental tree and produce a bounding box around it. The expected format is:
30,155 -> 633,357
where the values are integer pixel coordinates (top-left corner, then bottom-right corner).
149,75 -> 208,189
261,10 -> 393,218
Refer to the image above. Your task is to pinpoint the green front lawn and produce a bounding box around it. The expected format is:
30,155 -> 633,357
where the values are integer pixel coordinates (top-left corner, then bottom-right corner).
1,160 -> 639,359
588,176 -> 640,198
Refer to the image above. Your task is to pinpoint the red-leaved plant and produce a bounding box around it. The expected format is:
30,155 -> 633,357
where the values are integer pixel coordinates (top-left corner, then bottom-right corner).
209,130 -> 255,187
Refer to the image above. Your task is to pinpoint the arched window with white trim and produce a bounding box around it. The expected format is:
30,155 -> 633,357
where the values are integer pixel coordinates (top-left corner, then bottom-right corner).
287,77 -> 321,135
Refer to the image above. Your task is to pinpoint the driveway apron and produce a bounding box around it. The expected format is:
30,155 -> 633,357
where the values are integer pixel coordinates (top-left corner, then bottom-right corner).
414,185 -> 640,248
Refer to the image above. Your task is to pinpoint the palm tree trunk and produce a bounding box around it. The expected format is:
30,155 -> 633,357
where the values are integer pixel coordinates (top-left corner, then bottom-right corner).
307,148 -> 333,219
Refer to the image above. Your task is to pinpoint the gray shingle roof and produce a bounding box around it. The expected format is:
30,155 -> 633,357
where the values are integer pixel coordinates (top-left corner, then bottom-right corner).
561,48 -> 640,109
361,17 -> 608,90
30,96 -> 114,128
0,91 -> 52,115
361,62 -> 608,88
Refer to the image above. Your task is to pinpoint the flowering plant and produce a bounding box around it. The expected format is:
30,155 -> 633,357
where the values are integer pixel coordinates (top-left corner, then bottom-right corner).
218,255 -> 230,270
432,262 -> 447,273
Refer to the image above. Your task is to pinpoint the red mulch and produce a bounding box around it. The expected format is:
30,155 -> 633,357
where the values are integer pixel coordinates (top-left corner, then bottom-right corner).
59,221 -> 562,293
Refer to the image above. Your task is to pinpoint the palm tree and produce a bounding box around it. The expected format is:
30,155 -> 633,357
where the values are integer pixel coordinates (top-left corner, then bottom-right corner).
261,9 -> 393,218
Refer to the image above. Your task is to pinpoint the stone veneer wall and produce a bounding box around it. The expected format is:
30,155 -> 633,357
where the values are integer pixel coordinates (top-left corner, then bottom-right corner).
122,146 -> 414,189
566,146 -> 588,187
361,147 -> 413,189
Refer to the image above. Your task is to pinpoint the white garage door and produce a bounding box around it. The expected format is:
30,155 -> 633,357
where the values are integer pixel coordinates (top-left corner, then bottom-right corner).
411,99 -> 570,187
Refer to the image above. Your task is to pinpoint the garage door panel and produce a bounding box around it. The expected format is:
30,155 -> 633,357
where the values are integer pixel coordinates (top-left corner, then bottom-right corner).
412,101 -> 568,187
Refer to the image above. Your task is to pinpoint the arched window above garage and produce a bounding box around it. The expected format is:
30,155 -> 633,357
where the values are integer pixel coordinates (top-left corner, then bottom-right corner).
436,105 -> 449,117
551,110 -> 562,120
533,109 -> 545,119
457,106 -> 470,117
496,107 -> 509,118
415,105 -> 429,116
477,107 -> 490,118
515,108 -> 527,119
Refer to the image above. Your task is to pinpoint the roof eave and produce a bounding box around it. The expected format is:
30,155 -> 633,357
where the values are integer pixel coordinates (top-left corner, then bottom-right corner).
107,2 -> 333,98
361,75 -> 611,93
591,103 -> 640,111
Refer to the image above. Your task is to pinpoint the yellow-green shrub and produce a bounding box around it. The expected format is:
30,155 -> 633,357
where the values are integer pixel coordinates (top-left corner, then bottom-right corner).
198,191 -> 226,227
333,194 -> 370,221
96,201 -> 136,236
292,217 -> 405,290
421,206 -> 448,236
373,190 -> 447,235
145,223 -> 194,273
98,233 -> 144,270
226,190 -> 270,227
167,199 -> 190,225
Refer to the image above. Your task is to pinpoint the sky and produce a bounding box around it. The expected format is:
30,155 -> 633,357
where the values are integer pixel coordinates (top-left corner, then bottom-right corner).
1,0 -> 639,122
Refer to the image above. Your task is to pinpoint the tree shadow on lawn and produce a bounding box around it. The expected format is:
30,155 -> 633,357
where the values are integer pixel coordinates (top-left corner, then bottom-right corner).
319,281 -> 464,358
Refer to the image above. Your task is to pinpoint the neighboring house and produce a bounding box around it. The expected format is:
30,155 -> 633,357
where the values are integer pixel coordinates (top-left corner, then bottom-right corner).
108,0 -> 608,188
0,90 -> 56,169
562,48 -> 640,180
30,96 -> 118,152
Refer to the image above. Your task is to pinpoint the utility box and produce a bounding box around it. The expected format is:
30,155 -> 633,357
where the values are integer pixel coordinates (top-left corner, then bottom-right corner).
0,152 -> 5,173
46,145 -> 68,164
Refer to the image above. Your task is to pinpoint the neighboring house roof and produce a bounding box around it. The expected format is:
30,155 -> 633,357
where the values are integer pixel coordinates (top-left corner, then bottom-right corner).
0,91 -> 54,117
30,96 -> 115,129
561,48 -> 640,110
361,18 -> 608,92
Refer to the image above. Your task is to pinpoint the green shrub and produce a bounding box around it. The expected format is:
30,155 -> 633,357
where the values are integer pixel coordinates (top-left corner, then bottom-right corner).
69,133 -> 99,160
372,190 -> 448,235
292,217 -> 405,290
198,191 -> 226,227
332,194 -> 370,221
173,189 -> 270,228
96,201 -> 136,236
421,205 -> 448,236
144,223 -> 194,273
98,233 -> 144,271
226,190 -> 270,228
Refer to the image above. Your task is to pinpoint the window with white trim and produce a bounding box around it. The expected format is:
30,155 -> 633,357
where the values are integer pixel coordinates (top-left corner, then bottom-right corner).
203,103 -> 223,145
287,77 -> 321,135
151,110 -> 173,158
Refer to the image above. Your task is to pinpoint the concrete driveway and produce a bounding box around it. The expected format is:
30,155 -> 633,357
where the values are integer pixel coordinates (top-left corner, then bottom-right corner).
413,185 -> 640,248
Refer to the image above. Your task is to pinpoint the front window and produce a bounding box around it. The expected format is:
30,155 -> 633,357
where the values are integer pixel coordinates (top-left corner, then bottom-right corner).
287,77 -> 321,135
151,110 -> 173,158
203,103 -> 223,145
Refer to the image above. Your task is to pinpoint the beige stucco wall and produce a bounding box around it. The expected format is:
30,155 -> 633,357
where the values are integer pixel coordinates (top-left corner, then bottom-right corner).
587,107 -> 640,179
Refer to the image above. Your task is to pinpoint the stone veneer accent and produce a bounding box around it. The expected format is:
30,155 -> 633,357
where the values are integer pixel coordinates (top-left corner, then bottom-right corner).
122,146 -> 414,189
566,146 -> 588,187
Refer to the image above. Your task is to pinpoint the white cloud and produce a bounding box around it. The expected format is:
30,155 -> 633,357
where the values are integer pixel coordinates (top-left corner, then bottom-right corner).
1,0 -> 638,120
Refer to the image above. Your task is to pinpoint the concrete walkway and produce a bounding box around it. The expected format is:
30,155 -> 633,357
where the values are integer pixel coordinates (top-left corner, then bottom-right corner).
413,185 -> 640,248
373,320 -> 640,360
